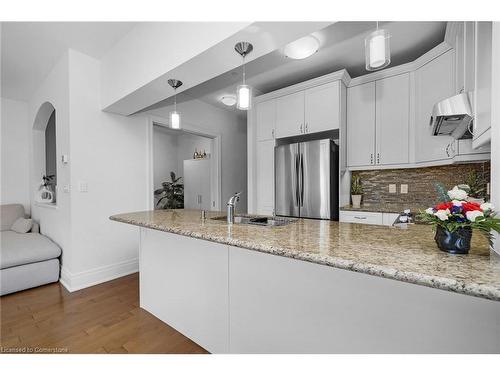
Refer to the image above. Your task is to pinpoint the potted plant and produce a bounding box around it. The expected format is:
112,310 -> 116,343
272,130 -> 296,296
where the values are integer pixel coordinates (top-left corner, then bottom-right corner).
351,175 -> 363,209
419,186 -> 500,254
456,170 -> 488,205
154,172 -> 184,209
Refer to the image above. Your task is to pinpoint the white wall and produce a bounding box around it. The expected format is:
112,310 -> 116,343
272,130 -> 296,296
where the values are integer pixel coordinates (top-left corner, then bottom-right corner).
1,97 -> 30,213
153,127 -> 179,191
145,98 -> 248,212
66,49 -> 149,289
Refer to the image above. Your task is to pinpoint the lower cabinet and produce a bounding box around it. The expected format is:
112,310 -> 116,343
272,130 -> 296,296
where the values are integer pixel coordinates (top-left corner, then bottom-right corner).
139,228 -> 500,353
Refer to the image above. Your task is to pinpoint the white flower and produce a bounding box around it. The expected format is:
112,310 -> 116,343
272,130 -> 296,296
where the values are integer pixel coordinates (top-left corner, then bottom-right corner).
480,202 -> 494,212
425,208 -> 435,214
434,209 -> 450,221
451,200 -> 463,206
448,187 -> 468,201
466,210 -> 484,222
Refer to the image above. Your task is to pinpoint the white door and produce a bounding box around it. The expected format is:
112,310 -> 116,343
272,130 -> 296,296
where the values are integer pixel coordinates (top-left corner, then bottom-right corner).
347,81 -> 376,167
375,73 -> 410,165
414,49 -> 456,163
256,139 -> 274,216
275,91 -> 305,138
305,81 -> 340,133
256,99 -> 276,141
183,159 -> 211,210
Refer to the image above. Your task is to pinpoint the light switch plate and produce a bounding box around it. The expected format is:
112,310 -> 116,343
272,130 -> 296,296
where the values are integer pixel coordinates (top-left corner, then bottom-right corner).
79,182 -> 88,193
389,184 -> 397,193
400,184 -> 408,194
63,184 -> 70,193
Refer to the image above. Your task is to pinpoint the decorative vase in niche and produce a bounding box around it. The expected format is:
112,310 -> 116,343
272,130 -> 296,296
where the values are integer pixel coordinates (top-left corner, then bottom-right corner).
351,194 -> 362,208
434,226 -> 472,254
37,185 -> 54,203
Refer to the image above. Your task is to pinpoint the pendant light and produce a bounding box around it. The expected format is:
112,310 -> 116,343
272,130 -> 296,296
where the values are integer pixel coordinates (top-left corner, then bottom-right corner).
365,22 -> 391,71
234,42 -> 253,110
168,79 -> 183,129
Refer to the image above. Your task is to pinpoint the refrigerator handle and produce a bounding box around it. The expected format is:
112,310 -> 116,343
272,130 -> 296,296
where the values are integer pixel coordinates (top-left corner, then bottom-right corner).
299,152 -> 304,207
294,152 -> 300,207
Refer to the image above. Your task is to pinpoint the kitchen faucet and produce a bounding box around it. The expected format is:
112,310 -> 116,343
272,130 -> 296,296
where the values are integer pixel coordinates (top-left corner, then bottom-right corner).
227,192 -> 242,224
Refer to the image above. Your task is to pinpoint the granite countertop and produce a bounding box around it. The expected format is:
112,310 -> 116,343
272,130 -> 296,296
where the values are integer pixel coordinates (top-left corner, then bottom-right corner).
110,209 -> 500,302
340,203 -> 426,214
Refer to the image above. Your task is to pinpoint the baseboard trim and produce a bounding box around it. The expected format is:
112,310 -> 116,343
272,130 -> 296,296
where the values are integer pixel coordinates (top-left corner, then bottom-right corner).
60,258 -> 138,292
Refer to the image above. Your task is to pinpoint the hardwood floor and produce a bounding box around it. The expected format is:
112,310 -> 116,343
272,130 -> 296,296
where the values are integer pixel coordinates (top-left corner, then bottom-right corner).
0,273 -> 208,354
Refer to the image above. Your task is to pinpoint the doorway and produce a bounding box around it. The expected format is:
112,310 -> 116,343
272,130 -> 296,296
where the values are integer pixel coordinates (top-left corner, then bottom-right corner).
148,117 -> 222,211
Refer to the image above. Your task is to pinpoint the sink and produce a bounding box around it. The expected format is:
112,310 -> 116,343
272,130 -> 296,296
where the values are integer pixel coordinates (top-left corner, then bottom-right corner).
211,215 -> 296,227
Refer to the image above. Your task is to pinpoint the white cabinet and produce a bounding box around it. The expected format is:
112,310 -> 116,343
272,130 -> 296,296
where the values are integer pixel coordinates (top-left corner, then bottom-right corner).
347,82 -> 376,167
414,49 -> 456,163
339,210 -> 383,225
473,21 -> 493,147
183,159 -> 212,210
256,139 -> 274,216
375,74 -> 410,165
305,81 -> 341,133
275,81 -> 343,138
347,74 -> 410,168
256,99 -> 276,141
275,91 -> 304,138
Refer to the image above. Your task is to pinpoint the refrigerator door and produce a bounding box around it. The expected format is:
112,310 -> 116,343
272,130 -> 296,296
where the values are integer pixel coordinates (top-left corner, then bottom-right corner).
299,139 -> 334,219
275,143 -> 300,217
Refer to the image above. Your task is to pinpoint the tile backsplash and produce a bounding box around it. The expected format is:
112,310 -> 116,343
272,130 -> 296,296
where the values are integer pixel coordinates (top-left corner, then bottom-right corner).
352,162 -> 490,207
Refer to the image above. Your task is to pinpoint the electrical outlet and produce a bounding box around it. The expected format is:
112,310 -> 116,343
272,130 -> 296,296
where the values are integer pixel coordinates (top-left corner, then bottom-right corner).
400,184 -> 408,194
389,184 -> 397,193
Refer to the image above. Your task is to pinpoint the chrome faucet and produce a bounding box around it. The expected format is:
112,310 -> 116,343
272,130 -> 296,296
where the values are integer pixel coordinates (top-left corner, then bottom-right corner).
227,192 -> 242,224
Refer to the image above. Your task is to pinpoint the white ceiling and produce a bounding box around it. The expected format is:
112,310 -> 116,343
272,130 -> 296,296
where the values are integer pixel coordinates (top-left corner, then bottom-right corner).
1,22 -> 137,101
155,21 -> 446,116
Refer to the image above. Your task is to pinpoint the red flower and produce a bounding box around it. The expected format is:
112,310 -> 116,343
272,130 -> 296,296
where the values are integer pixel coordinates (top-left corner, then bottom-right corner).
462,202 -> 482,213
435,202 -> 453,211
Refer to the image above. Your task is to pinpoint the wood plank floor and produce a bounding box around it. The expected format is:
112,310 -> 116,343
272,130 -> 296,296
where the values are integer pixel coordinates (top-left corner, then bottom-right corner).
0,273 -> 208,354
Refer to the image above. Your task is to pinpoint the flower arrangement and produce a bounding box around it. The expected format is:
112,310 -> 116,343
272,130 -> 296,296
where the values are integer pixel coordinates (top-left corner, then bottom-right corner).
419,185 -> 500,253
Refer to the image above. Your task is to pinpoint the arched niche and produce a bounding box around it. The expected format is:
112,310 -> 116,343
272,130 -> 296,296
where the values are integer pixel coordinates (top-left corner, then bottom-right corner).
32,102 -> 57,204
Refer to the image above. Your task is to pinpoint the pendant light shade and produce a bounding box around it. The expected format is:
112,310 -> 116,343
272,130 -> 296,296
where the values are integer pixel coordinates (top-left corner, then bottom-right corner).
168,79 -> 183,129
365,23 -> 391,71
234,42 -> 253,110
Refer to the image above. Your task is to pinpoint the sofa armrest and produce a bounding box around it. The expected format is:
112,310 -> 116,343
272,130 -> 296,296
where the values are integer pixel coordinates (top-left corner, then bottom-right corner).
31,221 -> 40,233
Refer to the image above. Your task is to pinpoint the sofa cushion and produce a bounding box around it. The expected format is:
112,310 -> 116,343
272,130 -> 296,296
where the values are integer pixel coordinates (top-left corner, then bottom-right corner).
1,204 -> 25,231
0,231 -> 61,269
11,218 -> 33,234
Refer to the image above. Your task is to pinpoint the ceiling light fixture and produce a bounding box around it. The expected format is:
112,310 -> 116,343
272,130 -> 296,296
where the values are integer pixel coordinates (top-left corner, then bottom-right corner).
284,35 -> 320,60
168,79 -> 183,129
234,42 -> 253,110
220,95 -> 237,106
365,21 -> 391,71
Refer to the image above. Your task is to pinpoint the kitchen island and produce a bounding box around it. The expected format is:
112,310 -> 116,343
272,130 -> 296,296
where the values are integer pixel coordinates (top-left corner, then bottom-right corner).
110,209 -> 500,353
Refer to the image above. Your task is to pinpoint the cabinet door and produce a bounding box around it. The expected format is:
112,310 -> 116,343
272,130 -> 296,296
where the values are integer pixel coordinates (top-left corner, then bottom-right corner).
375,74 -> 410,165
464,21 -> 476,93
183,159 -> 211,210
415,49 -> 456,163
473,21 -> 492,144
305,81 -> 340,133
455,22 -> 465,94
275,91 -> 304,138
256,99 -> 276,141
256,140 -> 275,215
347,82 -> 376,167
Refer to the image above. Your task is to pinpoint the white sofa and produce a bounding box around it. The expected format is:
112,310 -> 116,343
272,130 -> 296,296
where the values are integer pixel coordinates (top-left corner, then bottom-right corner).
0,204 -> 61,295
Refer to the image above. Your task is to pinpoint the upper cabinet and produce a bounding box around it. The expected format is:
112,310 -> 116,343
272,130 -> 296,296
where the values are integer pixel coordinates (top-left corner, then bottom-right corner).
275,80 -> 343,138
347,82 -> 375,167
304,81 -> 341,134
414,49 -> 456,163
275,91 -> 305,138
256,99 -> 276,141
347,74 -> 409,168
375,73 -> 410,165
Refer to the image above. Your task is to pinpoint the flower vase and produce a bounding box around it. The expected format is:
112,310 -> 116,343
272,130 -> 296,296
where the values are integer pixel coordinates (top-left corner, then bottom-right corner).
434,226 -> 472,254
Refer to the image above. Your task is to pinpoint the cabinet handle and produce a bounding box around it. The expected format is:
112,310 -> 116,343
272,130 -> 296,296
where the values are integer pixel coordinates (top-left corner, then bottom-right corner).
354,216 -> 367,220
271,129 -> 275,138
305,123 -> 308,133
370,154 -> 373,164
300,124 -> 303,133
377,153 -> 380,164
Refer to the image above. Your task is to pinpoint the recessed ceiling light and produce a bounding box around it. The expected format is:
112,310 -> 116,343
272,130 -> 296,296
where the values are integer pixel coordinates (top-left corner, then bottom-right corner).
220,95 -> 237,106
284,35 -> 320,60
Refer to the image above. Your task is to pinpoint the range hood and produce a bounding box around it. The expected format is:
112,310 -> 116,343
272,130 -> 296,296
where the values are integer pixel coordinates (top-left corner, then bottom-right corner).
430,92 -> 474,139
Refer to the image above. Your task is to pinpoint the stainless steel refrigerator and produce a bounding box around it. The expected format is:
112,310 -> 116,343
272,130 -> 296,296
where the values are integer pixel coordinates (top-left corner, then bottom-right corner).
275,139 -> 339,220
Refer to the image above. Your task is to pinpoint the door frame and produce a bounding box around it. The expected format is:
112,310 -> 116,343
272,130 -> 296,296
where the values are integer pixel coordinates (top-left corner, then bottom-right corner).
147,115 -> 222,211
